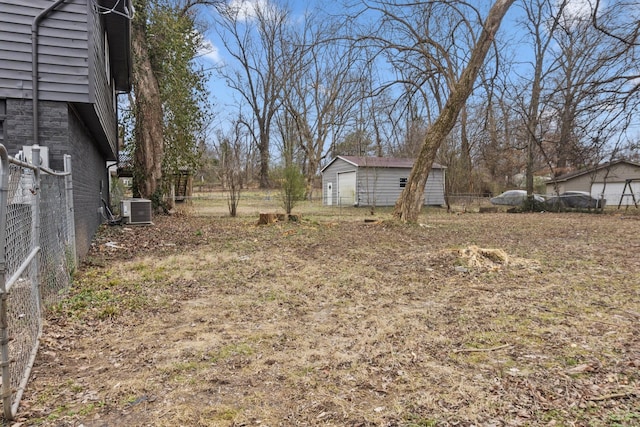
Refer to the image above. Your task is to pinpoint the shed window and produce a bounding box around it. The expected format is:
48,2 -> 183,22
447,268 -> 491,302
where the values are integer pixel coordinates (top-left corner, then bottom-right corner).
400,177 -> 407,188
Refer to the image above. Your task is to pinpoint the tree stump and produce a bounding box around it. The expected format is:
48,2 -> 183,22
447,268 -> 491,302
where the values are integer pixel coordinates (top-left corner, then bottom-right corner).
258,213 -> 277,225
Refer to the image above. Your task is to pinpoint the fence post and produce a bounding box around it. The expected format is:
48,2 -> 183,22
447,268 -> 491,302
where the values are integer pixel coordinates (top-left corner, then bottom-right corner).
0,144 -> 12,419
64,155 -> 77,268
31,147 -> 42,317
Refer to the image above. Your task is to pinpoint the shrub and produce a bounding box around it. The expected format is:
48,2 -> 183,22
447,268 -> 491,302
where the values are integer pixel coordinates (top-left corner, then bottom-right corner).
272,165 -> 306,215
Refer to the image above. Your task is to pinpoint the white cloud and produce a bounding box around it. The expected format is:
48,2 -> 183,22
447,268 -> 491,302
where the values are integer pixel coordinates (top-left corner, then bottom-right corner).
226,0 -> 270,21
198,38 -> 223,65
559,0 -> 602,20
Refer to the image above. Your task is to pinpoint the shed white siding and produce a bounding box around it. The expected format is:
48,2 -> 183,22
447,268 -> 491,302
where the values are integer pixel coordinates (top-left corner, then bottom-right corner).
322,156 -> 355,205
321,156 -> 446,207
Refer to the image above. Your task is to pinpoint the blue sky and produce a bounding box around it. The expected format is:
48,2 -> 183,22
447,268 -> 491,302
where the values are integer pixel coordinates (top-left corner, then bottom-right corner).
196,0 -> 322,118
196,0 -> 505,130
195,0 -> 640,145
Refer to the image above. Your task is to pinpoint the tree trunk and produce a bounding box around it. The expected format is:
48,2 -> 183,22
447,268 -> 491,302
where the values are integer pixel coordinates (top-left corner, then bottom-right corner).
258,132 -> 270,188
393,0 -> 516,222
306,153 -> 319,200
460,105 -> 472,193
132,7 -> 164,199
556,94 -> 576,170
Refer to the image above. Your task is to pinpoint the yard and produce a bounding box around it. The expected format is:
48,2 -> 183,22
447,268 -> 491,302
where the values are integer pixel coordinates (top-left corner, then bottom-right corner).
14,197 -> 640,426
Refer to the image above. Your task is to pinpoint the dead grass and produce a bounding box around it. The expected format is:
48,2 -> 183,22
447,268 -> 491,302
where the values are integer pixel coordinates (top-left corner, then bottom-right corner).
14,201 -> 640,426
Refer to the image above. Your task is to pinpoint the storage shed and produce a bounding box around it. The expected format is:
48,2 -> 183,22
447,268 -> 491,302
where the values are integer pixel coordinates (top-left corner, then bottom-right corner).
545,160 -> 640,206
321,156 -> 446,207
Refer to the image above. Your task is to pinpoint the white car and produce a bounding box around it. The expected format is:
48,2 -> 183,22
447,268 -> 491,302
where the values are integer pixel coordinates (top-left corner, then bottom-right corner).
490,190 -> 545,206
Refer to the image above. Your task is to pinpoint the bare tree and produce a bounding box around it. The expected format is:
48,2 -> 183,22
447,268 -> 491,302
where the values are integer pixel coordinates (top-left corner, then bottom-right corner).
592,0 -> 640,48
214,121 -> 249,217
376,0 -> 517,222
475,69 -> 525,192
548,2 -> 640,170
508,0 -> 567,205
281,16 -> 365,199
214,1 -> 292,188
498,0 -> 640,209
274,110 -> 303,169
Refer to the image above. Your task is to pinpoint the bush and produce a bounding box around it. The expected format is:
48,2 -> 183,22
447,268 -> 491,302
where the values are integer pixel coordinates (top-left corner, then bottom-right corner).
272,166 -> 306,215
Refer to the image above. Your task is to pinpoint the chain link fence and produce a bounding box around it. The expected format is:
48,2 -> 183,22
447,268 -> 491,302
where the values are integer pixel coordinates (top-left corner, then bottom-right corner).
0,144 -> 76,420
185,191 -> 486,217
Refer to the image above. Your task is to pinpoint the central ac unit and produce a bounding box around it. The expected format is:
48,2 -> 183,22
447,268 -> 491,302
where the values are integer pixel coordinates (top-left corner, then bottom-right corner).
120,198 -> 152,225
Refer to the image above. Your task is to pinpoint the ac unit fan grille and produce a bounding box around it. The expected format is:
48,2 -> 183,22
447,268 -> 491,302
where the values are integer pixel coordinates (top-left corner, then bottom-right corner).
130,202 -> 151,223
121,199 -> 152,224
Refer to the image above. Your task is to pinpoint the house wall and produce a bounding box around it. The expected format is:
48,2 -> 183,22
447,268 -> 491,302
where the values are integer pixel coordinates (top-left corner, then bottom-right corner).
591,163 -> 640,206
87,2 -> 118,157
0,0 -> 118,158
68,105 -> 108,258
3,99 -> 107,258
591,181 -> 640,206
0,0 -> 90,103
546,174 -> 590,194
0,0 -> 126,258
546,163 -> 640,195
590,163 -> 640,182
322,158 -> 446,207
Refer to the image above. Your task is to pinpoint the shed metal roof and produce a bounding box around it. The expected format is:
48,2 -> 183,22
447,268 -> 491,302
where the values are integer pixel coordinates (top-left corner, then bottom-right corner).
322,156 -> 444,172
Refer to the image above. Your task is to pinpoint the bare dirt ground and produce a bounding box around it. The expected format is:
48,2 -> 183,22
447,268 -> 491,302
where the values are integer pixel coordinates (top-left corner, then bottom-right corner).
12,204 -> 640,426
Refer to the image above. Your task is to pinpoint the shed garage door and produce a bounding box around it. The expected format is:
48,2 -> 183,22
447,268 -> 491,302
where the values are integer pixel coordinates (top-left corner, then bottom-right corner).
591,182 -> 640,206
338,171 -> 356,205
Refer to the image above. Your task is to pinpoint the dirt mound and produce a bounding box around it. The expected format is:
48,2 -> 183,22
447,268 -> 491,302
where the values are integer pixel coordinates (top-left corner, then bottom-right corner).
454,245 -> 540,271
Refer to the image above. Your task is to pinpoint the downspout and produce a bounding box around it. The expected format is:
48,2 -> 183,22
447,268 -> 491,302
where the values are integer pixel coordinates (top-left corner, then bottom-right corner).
31,0 -> 69,146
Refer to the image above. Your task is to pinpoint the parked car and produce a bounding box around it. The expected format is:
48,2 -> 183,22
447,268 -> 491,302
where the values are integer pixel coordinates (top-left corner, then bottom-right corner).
544,191 -> 606,209
490,190 -> 545,206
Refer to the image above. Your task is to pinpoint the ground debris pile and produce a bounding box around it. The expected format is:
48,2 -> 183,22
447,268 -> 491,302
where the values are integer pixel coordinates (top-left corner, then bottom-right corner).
458,245 -> 509,268
454,245 -> 540,272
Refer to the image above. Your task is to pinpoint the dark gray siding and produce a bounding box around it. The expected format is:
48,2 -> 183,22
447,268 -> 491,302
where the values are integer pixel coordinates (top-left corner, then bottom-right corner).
87,2 -> 117,157
0,0 -> 117,157
1,0 -> 125,258
322,157 -> 446,207
0,0 -> 90,102
3,99 -> 107,258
